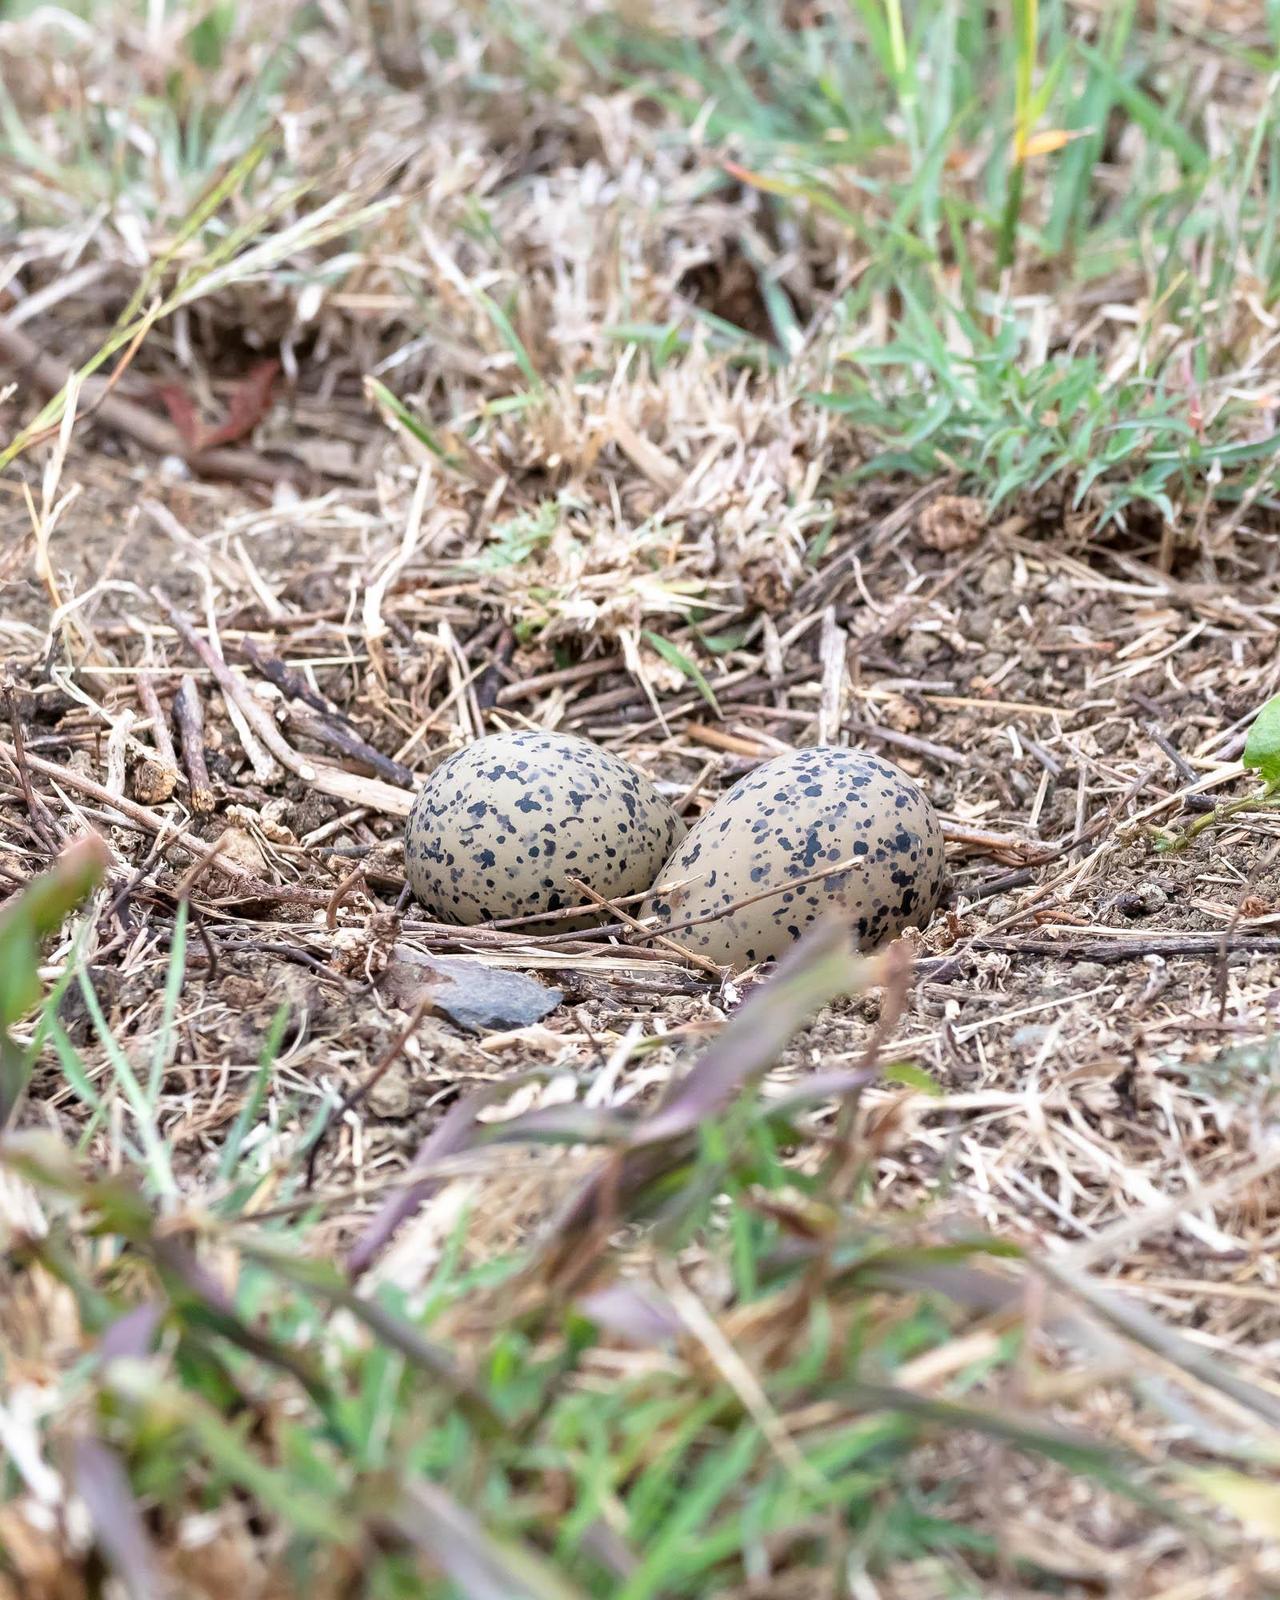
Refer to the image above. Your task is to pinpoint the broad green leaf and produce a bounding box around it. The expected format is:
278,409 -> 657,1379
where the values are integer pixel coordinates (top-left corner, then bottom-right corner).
0,836 -> 108,1126
1243,695 -> 1280,787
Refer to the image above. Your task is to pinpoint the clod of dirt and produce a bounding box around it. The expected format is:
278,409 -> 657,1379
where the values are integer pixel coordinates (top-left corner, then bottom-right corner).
403,729 -> 684,929
380,948 -> 563,1032
206,825 -> 268,891
642,747 -> 945,969
917,493 -> 987,552
131,757 -> 176,805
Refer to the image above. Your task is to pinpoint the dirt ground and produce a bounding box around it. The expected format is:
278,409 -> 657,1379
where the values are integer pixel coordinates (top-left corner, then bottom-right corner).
6,461 -> 1280,1374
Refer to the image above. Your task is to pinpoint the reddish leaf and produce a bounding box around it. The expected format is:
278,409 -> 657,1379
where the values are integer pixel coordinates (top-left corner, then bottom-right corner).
153,359 -> 280,453
202,358 -> 280,449
153,381 -> 205,450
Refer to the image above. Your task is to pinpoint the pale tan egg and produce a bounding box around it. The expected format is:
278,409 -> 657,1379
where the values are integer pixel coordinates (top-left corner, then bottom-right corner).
405,730 -> 684,929
642,747 -> 944,969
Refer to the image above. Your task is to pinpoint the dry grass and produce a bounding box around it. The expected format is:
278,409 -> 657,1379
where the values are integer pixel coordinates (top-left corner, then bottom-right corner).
4,1 -> 1280,1596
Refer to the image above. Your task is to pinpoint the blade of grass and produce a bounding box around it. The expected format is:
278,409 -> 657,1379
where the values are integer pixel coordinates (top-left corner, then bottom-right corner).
642,632 -> 722,716
74,970 -> 176,1198
217,1000 -> 290,1186
146,898 -> 187,1104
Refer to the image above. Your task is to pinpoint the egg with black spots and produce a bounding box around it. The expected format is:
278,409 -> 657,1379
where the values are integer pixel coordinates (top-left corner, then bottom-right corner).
405,730 -> 685,929
641,747 -> 944,969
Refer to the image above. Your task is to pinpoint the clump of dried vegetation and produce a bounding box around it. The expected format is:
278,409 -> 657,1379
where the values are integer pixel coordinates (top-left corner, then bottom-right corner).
4,1 -> 1280,1596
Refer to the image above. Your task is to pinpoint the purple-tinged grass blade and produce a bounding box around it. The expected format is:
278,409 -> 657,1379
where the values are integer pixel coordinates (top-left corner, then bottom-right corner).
536,919 -> 890,1285
346,1085 -> 497,1280
71,1434 -> 163,1600
641,918 -> 884,1145
575,1279 -> 684,1346
99,1301 -> 165,1362
386,1479 -> 592,1600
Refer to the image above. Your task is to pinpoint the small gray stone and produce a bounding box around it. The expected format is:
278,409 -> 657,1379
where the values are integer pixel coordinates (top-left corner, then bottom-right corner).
381,948 -> 563,1033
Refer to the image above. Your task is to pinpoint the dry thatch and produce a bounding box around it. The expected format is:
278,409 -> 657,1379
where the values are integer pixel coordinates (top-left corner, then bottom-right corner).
3,1 -> 1280,1595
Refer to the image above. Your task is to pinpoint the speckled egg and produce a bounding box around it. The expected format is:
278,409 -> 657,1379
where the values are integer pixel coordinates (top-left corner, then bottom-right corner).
641,747 -> 944,969
405,730 -> 685,929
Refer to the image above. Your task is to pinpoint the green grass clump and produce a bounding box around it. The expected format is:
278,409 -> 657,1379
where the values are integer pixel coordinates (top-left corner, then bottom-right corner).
7,1 -> 1279,541
567,0 -> 1280,532
2,858 -> 1273,1596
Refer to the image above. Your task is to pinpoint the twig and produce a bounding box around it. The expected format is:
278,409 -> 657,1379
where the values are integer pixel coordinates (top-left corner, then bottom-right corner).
0,737 -> 176,841
634,850 -> 937,955
285,705 -> 417,789
305,996 -> 433,1189
153,589 -> 294,782
972,933 -> 1280,964
684,723 -> 773,759
567,875 -> 723,979
3,687 -> 60,852
157,590 -> 422,814
134,672 -> 179,803
496,653 -> 625,706
824,937 -> 914,1200
845,720 -> 966,769
1157,782 -> 1280,851
104,709 -> 133,800
173,833 -> 231,898
1216,894 -> 1248,1021
475,626 -> 516,711
173,675 -> 216,813
238,635 -> 347,721
326,863 -> 367,929
0,735 -> 336,908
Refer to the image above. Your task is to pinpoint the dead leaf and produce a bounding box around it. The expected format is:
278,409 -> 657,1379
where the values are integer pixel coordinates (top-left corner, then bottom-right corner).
203,359 -> 280,449
154,360 -> 280,454
153,381 -> 204,451
1019,127 -> 1093,161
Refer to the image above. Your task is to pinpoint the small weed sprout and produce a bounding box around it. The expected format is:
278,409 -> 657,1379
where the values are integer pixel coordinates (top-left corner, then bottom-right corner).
1154,694 -> 1280,852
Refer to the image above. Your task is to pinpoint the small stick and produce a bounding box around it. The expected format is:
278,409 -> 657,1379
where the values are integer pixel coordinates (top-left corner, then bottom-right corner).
0,736 -> 175,842
306,996 -> 433,1190
818,605 -> 846,746
824,937 -> 914,1201
173,675 -> 216,813
326,863 -> 366,929
238,635 -> 343,721
152,589 -> 304,782
1216,894 -> 1248,1021
632,850 -> 890,954
192,906 -> 219,980
134,672 -> 179,803
0,736 -> 337,907
1142,721 -> 1198,786
973,932 -> 1280,964
496,654 -> 625,705
223,682 -> 280,784
475,626 -> 516,712
844,720 -> 966,769
684,723 -> 772,759
104,709 -> 132,800
173,832 -> 231,898
3,688 -> 60,852
567,875 -> 723,979
285,705 -> 417,789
